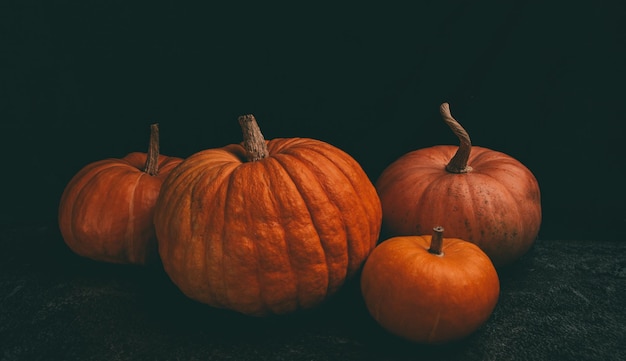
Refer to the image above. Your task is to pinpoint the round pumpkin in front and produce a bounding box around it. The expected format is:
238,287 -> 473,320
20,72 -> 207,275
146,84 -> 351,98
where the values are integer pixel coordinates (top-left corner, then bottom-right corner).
360,227 -> 500,344
154,115 -> 382,316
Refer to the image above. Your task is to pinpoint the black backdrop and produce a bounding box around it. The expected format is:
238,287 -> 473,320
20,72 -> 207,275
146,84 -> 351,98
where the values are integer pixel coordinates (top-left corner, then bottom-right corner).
2,1 -> 625,241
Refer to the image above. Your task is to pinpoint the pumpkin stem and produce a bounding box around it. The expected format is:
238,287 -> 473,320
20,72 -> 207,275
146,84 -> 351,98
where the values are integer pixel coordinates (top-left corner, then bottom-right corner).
238,114 -> 269,162
428,226 -> 445,256
441,103 -> 472,174
143,123 -> 160,176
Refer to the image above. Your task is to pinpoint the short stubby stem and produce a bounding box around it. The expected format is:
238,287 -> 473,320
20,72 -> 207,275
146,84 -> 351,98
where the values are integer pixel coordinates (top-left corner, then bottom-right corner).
428,226 -> 445,256
238,114 -> 269,162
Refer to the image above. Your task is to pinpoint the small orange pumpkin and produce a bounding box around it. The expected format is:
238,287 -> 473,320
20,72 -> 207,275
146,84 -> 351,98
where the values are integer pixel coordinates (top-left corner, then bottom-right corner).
376,103 -> 541,267
58,124 -> 183,265
360,226 -> 500,344
153,115 -> 382,316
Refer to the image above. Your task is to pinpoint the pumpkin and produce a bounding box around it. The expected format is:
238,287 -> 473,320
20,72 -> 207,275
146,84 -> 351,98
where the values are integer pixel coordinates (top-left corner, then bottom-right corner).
153,115 -> 382,316
58,124 -> 183,265
375,103 -> 541,267
360,226 -> 500,344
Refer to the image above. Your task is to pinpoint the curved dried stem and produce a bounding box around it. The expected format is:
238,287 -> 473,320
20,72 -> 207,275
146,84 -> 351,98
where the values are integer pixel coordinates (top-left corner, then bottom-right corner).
440,103 -> 472,174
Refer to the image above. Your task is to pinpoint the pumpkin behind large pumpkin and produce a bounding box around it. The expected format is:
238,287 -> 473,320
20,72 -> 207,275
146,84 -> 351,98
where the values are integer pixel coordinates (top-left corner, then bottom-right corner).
58,124 -> 183,265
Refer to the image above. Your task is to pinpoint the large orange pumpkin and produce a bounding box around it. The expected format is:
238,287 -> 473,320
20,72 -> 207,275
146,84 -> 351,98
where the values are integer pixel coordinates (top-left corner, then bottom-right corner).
360,226 -> 500,344
58,124 -> 183,265
153,115 -> 382,316
376,103 -> 541,267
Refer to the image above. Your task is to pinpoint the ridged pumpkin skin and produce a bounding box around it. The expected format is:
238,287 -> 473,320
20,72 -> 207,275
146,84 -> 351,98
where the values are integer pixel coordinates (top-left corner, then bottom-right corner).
59,151 -> 183,265
376,104 -> 541,267
154,133 -> 382,316
360,231 -> 500,344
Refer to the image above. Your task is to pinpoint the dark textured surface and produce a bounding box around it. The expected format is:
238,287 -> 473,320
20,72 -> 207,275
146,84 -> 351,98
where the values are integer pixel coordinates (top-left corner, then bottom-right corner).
1,223 -> 625,361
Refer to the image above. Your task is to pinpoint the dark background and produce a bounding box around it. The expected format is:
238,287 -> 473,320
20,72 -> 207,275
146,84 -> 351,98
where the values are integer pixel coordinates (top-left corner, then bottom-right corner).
2,1 -> 625,241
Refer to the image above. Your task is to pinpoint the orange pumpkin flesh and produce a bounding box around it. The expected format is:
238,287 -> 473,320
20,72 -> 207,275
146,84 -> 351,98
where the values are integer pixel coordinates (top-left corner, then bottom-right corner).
58,124 -> 183,265
154,115 -> 382,316
376,103 -> 541,267
360,227 -> 500,344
